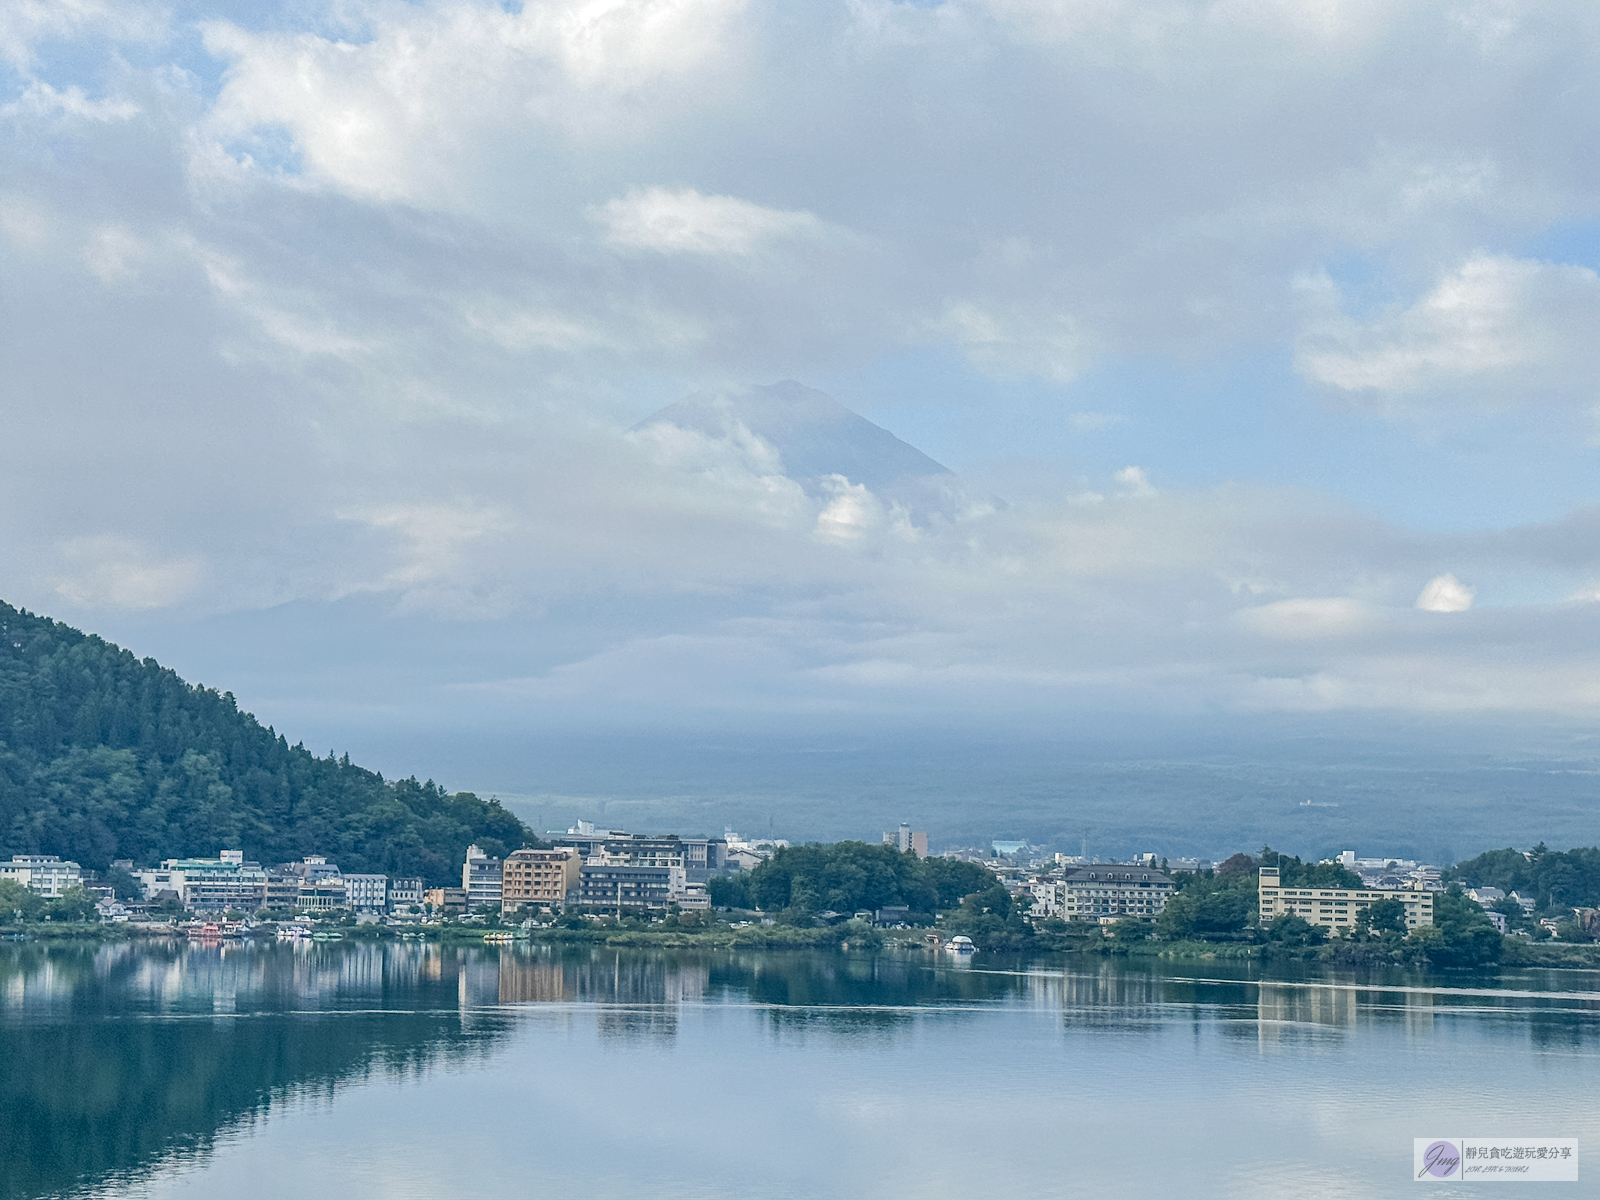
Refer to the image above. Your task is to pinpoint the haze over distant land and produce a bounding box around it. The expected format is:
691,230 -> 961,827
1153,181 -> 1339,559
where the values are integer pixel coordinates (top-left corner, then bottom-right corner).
5,0 -> 1600,862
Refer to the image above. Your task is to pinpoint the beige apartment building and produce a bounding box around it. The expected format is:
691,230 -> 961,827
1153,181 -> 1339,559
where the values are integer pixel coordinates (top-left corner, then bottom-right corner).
501,848 -> 581,912
1258,866 -> 1434,931
1061,864 -> 1175,924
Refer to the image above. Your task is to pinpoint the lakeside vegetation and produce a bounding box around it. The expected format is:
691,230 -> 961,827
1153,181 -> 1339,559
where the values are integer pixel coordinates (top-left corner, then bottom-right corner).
0,602 -> 533,884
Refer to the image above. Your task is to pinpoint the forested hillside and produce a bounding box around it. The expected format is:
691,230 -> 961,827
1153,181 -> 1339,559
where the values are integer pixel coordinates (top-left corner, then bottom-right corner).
1446,845 -> 1600,909
0,602 -> 534,884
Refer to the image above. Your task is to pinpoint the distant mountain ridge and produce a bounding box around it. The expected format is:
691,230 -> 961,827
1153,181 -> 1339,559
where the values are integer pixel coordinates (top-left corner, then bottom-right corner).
635,380 -> 952,495
0,602 -> 532,883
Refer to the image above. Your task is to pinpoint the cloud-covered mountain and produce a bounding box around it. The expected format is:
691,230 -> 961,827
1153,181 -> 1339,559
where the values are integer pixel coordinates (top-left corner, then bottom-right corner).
634,381 -> 950,494
630,381 -> 982,528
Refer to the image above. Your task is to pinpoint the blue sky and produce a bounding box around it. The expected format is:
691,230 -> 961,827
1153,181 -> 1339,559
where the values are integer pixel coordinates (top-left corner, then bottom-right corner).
6,0 -> 1600,769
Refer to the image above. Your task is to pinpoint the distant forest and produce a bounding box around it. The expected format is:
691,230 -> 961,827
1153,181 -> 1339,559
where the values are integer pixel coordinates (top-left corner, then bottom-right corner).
0,602 -> 535,884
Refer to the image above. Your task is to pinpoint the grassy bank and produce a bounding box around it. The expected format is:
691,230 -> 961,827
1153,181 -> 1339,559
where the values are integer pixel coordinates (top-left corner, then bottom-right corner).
1500,940 -> 1600,969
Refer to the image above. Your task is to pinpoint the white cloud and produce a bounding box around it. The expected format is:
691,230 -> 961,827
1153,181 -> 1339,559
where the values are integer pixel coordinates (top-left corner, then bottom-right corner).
0,81 -> 140,122
813,477 -> 883,543
198,0 -> 747,206
1415,573 -> 1475,613
0,0 -> 164,72
82,225 -> 147,283
941,301 -> 1095,382
1239,597 -> 1375,640
1297,255 -> 1600,407
597,187 -> 830,257
1113,466 -> 1155,498
10,0 -> 1600,728
49,538 -> 204,610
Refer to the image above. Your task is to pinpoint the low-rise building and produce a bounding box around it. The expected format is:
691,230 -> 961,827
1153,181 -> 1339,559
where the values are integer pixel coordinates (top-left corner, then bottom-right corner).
95,897 -> 133,922
463,845 -> 503,910
1061,865 -> 1174,923
501,848 -> 581,912
389,877 -> 424,911
1258,866 -> 1434,931
283,855 -> 343,883
424,886 -> 468,915
1,854 -> 83,898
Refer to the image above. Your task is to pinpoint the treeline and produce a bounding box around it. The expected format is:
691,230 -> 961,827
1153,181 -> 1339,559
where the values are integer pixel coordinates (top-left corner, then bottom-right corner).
0,603 -> 535,884
708,841 -> 994,918
1154,848 -> 1503,966
1446,845 -> 1600,910
708,841 -> 1035,947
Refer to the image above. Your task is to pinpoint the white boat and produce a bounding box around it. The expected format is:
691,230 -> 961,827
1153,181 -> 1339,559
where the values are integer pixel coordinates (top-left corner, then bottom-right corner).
944,935 -> 977,956
276,924 -> 312,941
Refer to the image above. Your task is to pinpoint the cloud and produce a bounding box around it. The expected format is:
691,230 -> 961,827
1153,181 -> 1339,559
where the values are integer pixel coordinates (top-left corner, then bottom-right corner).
197,0 -> 747,206
49,538 -> 204,611
1239,597 -> 1375,640
1113,466 -> 1155,498
596,188 -> 832,257
0,81 -> 140,122
9,0 -> 1600,732
1297,255 -> 1600,408
0,0 -> 164,72
1415,573 -> 1474,613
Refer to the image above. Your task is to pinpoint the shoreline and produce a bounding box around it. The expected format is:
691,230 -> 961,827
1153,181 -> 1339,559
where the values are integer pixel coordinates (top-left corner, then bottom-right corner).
7,922 -> 1600,969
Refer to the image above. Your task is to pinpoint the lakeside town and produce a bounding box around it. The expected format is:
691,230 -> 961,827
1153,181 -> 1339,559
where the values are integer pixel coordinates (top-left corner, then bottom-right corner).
5,821 -> 1598,954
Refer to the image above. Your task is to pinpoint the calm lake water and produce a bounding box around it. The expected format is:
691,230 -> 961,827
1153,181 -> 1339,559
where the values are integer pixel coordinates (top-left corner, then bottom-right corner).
2,940 -> 1595,1199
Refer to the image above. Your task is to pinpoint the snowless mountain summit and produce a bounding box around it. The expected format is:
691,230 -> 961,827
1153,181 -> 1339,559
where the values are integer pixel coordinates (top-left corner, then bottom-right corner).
633,380 -> 951,495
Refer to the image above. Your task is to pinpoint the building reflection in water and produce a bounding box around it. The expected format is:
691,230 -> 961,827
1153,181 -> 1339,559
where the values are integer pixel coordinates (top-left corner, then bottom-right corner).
1256,979 -> 1434,1046
493,945 -> 711,1041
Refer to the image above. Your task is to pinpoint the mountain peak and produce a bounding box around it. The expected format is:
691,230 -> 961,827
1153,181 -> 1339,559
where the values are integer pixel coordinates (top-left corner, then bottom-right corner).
634,381 -> 950,493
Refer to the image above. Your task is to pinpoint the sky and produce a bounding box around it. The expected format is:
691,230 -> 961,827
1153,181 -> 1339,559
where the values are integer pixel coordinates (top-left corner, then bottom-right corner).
5,0 -> 1600,795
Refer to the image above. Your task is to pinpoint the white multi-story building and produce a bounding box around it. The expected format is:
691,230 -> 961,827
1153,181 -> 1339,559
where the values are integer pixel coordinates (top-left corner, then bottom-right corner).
1258,866 -> 1434,931
1030,879 -> 1067,919
463,845 -> 503,909
343,873 -> 388,914
1,855 -> 83,898
133,851 -> 267,912
1061,865 -> 1175,924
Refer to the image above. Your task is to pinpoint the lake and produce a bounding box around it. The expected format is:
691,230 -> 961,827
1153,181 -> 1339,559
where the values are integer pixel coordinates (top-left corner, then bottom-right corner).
2,940 -> 1595,1198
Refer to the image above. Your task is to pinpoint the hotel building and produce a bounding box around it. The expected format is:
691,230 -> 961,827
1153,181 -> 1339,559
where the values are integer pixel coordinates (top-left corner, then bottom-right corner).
501,848 -> 581,911
1258,866 -> 1434,931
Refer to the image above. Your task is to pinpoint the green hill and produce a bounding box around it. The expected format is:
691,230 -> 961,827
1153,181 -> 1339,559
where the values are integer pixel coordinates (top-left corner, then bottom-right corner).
0,602 -> 535,884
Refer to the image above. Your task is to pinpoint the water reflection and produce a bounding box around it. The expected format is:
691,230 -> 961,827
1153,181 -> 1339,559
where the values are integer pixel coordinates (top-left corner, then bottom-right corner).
0,942 -> 512,1200
3,942 -> 1598,1200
